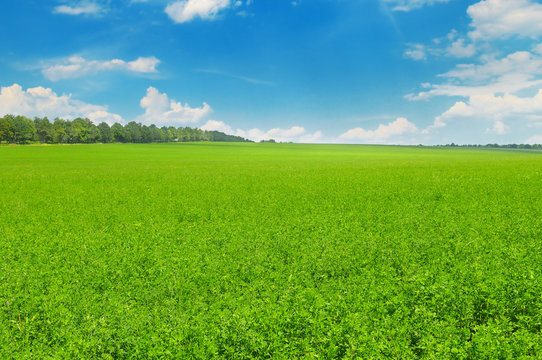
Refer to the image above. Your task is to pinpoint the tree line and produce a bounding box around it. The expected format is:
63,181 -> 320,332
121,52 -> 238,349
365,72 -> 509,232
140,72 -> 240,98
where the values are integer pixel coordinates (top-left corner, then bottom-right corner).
436,143 -> 542,149
0,115 -> 252,144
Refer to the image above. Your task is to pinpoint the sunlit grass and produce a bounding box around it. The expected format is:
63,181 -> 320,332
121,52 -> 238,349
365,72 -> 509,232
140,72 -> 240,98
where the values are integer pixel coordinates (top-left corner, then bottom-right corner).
1,143 -> 541,358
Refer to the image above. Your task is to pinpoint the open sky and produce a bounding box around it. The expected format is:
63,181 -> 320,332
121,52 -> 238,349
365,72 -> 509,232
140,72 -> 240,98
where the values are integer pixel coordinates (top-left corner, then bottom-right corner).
2,0 -> 542,144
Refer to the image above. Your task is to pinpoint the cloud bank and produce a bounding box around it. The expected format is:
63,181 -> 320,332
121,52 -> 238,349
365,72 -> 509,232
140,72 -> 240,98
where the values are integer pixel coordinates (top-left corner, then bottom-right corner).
201,120 -> 323,143
409,44 -> 542,138
0,84 -> 213,128
398,0 -> 542,143
0,84 -> 122,125
340,118 -> 419,144
468,0 -> 542,40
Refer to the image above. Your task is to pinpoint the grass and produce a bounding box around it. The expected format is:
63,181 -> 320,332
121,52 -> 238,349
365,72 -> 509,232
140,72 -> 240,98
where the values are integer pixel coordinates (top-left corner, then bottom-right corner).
1,143 -> 541,359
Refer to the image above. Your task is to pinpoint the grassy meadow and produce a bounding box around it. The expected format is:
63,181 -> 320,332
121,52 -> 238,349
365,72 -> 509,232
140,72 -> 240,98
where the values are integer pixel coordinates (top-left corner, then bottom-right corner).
1,143 -> 541,359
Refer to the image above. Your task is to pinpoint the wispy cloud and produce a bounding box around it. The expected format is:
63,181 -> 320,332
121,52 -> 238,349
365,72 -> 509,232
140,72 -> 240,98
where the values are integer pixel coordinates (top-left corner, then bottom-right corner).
378,1 -> 402,37
197,69 -> 276,86
404,30 -> 478,62
404,44 -> 427,60
41,55 -> 160,81
382,0 -> 449,12
53,1 -> 104,16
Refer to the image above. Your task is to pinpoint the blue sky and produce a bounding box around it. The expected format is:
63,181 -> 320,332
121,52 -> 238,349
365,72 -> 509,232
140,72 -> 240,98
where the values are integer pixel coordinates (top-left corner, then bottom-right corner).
2,0 -> 542,144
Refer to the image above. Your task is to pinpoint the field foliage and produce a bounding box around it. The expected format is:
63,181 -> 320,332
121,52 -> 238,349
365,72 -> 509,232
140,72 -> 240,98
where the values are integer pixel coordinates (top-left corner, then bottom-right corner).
1,143 -> 541,359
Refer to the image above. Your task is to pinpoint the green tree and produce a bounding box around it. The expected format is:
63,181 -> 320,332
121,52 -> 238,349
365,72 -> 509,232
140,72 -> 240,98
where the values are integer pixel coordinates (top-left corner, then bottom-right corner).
0,115 -> 15,143
87,120 -> 101,143
141,125 -> 152,143
161,126 -> 170,142
207,130 -> 251,142
98,122 -> 113,143
167,126 -> 177,142
69,118 -> 86,143
34,117 -> 54,143
12,115 -> 36,144
124,122 -> 142,143
70,118 -> 100,143
53,118 -> 69,143
177,127 -> 188,142
111,123 -> 125,142
149,124 -> 164,142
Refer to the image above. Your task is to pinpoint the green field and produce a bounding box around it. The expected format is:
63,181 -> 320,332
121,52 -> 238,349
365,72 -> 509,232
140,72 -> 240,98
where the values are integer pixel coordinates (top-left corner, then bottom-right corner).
1,143 -> 541,359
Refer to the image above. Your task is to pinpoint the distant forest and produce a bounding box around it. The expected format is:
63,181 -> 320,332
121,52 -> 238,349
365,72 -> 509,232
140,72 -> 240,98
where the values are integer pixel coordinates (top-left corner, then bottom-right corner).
0,114 -> 252,144
1,114 -> 541,148
434,143 -> 542,149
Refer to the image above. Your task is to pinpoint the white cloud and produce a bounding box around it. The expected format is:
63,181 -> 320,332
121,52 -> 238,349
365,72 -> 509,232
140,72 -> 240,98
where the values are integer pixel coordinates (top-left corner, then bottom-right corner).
413,48 -> 542,134
468,0 -> 542,40
0,83 -> 122,125
126,57 -> 160,73
201,120 -> 234,133
136,87 -> 212,126
247,126 -> 304,140
165,0 -> 231,23
402,0 -> 542,141
407,76 -> 542,101
447,38 -> 476,58
340,117 -> 419,143
425,91 -> 542,132
0,84 -> 321,142
407,49 -> 542,101
402,0 -> 542,62
0,84 -> 213,128
87,110 -> 123,125
201,120 -> 323,143
42,55 -> 160,81
382,0 -> 449,12
53,2 -> 103,15
405,32 -> 477,61
404,44 -> 426,61
239,126 -> 323,143
441,51 -> 542,81
298,130 -> 324,143
534,43 -> 542,55
486,120 -> 510,135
